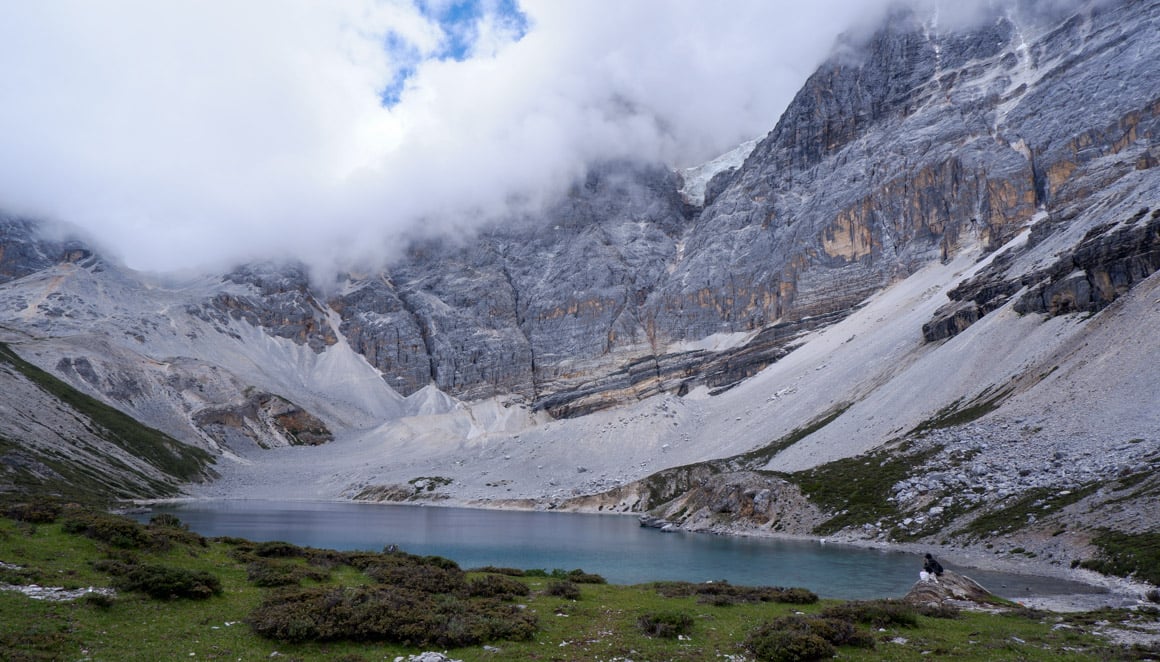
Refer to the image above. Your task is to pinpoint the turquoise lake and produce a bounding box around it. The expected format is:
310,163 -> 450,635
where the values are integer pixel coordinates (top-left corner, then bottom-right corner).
137,500 -> 1104,600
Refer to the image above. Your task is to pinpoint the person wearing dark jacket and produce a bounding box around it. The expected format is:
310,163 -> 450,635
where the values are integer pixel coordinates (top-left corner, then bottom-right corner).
923,553 -> 944,577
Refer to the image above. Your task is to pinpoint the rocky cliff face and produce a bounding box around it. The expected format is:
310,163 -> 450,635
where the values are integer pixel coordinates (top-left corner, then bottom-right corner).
329,0 -> 1160,415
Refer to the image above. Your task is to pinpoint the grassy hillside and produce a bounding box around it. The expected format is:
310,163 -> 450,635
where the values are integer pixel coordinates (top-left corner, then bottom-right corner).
1,504 -> 1156,661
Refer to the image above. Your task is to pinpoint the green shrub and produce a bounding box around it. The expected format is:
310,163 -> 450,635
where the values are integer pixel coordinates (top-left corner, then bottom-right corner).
773,615 -> 874,648
524,568 -> 606,583
61,510 -> 151,549
746,628 -> 834,662
145,519 -> 206,551
650,581 -> 818,605
147,513 -> 187,529
81,591 -> 116,609
254,541 -> 304,558
746,614 -> 875,661
4,498 -> 63,524
467,573 -> 530,599
821,600 -> 918,628
247,586 -> 537,646
246,558 -> 330,587
0,565 -> 42,585
915,602 -> 961,619
109,563 -> 222,600
637,611 -> 694,639
365,560 -> 466,594
563,569 -> 606,584
0,621 -> 77,662
545,580 -> 581,600
469,566 -> 525,576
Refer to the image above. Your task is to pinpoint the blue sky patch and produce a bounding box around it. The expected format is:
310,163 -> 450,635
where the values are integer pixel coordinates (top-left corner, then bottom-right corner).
381,0 -> 529,106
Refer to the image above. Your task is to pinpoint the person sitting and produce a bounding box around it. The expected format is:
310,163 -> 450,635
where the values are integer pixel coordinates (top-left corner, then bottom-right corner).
923,553 -> 945,578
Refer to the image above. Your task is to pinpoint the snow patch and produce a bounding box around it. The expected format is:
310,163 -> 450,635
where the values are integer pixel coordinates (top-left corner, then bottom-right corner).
677,139 -> 759,206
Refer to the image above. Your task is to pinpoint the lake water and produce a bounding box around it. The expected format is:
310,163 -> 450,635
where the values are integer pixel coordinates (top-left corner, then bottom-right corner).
136,500 -> 1104,600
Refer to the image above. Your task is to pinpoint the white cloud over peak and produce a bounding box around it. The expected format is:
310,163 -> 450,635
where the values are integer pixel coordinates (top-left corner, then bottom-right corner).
0,0 -> 1054,274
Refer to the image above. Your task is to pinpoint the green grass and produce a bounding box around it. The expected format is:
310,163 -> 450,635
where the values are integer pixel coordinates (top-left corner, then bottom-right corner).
787,443 -> 942,536
730,403 -> 853,469
959,484 -> 1099,541
635,404 -> 852,512
909,386 -> 1012,435
0,507 -> 1142,661
0,342 -> 214,500
1079,530 -> 1160,586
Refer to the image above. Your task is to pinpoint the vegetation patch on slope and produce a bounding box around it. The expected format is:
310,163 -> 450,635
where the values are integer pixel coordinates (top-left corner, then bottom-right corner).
909,386 -> 1013,435
959,484 -> 1100,541
730,403 -> 853,469
1078,530 -> 1160,586
788,443 -> 942,536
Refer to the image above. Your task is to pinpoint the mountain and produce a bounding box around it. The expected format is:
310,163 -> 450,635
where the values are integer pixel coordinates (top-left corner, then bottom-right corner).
1,0 -> 1158,570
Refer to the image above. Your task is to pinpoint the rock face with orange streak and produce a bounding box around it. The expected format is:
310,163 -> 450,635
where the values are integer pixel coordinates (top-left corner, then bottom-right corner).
189,0 -> 1160,415
3,0 -> 1159,430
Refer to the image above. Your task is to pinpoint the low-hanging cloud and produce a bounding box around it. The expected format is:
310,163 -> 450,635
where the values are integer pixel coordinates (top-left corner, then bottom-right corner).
0,0 -> 1093,274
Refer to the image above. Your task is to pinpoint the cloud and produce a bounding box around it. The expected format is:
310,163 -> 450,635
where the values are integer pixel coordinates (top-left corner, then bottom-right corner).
0,0 -> 1085,274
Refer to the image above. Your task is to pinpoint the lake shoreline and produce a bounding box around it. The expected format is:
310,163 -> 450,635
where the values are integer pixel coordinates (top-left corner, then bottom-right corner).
130,494 -> 1154,611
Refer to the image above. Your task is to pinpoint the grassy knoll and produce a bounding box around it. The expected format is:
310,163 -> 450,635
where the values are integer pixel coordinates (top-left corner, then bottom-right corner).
0,504 -> 1152,661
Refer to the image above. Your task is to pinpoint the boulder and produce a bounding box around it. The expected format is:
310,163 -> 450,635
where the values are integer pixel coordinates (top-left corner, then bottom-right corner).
903,570 -> 999,608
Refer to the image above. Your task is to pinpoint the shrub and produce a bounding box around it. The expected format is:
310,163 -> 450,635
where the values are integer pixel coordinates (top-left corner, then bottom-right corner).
147,513 -> 187,529
109,563 -> 222,600
468,573 -> 530,599
915,602 -> 962,619
254,541 -> 305,558
365,561 -> 466,595
775,615 -> 874,648
246,558 -> 330,587
469,566 -> 525,576
637,611 -> 694,639
247,586 -> 537,646
821,600 -> 918,628
4,498 -> 62,524
1081,530 -> 1160,585
746,614 -> 875,661
650,581 -> 818,605
525,568 -> 606,583
61,510 -> 151,549
746,628 -> 835,662
81,592 -> 116,609
564,569 -> 606,584
146,522 -> 206,551
545,580 -> 581,600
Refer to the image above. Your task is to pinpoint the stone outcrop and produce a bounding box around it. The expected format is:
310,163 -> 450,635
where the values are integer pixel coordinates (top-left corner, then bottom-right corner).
635,471 -> 825,536
1016,211 -> 1160,316
193,392 -> 333,450
194,263 -> 338,353
903,570 -> 998,608
0,217 -> 93,283
925,206 -> 1160,341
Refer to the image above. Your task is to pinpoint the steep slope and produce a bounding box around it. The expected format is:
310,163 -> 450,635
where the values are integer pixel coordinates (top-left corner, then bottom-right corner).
0,340 -> 213,500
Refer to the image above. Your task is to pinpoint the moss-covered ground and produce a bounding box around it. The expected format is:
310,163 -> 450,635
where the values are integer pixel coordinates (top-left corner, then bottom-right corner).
1,505 -> 1155,661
